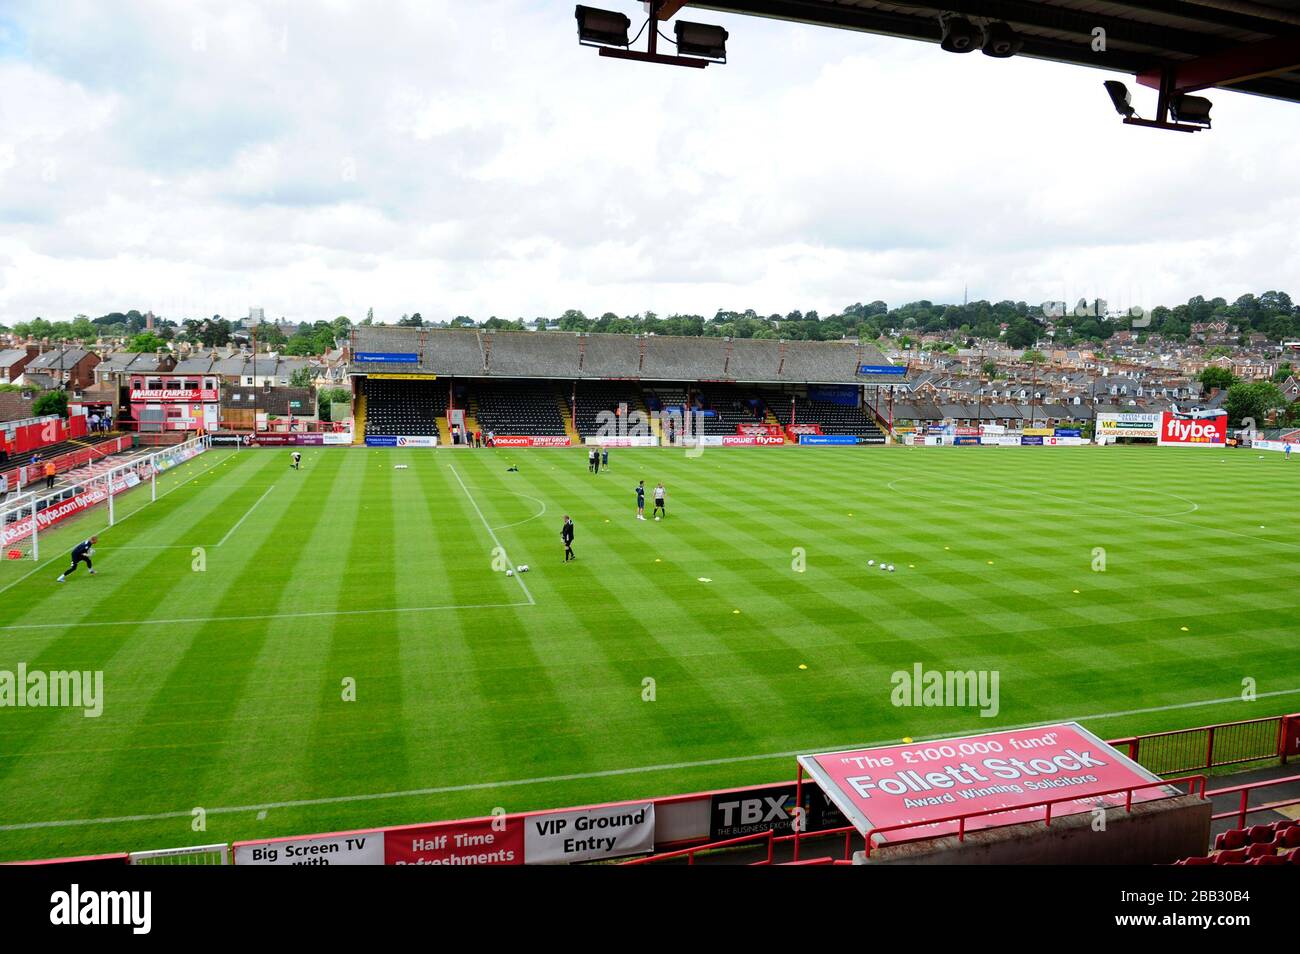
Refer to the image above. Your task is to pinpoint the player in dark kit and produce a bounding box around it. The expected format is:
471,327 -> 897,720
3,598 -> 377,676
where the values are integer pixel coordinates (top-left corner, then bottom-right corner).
561,515 -> 575,562
57,536 -> 98,582
635,480 -> 646,520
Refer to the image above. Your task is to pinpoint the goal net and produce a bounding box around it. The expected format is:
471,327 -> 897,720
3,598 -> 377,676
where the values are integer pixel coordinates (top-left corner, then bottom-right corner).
0,491 -> 39,561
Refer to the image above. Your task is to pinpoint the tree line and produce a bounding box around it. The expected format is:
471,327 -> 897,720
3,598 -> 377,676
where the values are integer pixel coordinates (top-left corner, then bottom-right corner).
3,291 -> 1297,351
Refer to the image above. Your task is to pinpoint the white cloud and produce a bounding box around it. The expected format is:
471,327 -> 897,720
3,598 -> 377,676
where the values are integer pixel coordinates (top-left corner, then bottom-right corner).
0,0 -> 1297,326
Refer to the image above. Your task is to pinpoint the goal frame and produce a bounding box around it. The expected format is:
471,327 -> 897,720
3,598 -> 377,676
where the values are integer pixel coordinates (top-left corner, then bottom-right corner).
0,490 -> 39,561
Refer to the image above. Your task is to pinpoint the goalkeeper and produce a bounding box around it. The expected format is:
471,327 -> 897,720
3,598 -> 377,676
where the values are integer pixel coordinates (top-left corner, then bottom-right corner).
57,536 -> 98,582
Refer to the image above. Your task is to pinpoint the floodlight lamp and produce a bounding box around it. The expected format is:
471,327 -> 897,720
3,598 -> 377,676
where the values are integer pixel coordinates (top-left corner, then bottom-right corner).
1170,93 -> 1212,126
674,20 -> 728,61
1104,80 -> 1135,117
575,5 -> 631,47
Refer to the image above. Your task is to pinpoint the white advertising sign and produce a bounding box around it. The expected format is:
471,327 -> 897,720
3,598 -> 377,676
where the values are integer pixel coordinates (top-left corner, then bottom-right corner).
234,831 -> 384,866
524,803 -> 655,865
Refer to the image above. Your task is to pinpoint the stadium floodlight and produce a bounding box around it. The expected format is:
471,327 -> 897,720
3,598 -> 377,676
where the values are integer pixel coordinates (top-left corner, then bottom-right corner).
1170,93 -> 1212,127
674,20 -> 728,61
1104,80 -> 1135,117
981,21 -> 1022,58
938,14 -> 982,54
1104,78 -> 1206,133
575,5 -> 632,48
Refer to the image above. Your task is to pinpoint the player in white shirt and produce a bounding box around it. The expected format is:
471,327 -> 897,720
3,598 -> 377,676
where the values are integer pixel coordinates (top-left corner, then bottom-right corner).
652,483 -> 666,520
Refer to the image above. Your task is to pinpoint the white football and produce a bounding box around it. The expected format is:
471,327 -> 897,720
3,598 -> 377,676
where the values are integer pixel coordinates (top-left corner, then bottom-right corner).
506,569 -> 514,577
868,560 -> 875,566
888,565 -> 895,572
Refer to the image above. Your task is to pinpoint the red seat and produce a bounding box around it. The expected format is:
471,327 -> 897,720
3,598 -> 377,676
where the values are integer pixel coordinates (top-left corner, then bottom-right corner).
1215,829 -> 1247,850
1247,824 -> 1274,844
1180,855 -> 1214,865
1246,842 -> 1276,858
1215,848 -> 1248,864
1282,827 -> 1300,849
1250,854 -> 1287,865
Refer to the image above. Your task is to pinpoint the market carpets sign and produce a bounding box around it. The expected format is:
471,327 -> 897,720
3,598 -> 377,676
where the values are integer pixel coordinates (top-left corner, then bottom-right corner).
797,722 -> 1174,843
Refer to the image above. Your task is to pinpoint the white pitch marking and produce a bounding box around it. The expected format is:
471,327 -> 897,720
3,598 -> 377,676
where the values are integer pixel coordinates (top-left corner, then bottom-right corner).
0,600 -> 532,633
215,484 -> 276,547
490,491 -> 547,531
449,463 -> 534,605
4,688 -> 1297,833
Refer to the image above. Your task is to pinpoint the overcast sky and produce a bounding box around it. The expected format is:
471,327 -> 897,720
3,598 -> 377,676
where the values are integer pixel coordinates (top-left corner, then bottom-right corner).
1,0 -> 1297,326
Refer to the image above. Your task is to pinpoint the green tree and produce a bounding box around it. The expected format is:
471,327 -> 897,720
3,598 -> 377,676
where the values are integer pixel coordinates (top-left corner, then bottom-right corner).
1225,381 -> 1286,427
289,367 -> 314,387
127,332 -> 167,352
317,386 -> 352,421
33,390 -> 69,417
1197,366 -> 1236,392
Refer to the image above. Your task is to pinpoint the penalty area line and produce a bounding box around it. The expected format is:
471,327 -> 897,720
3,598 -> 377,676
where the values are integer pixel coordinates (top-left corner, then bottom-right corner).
4,687 -> 1297,833
448,463 -> 534,605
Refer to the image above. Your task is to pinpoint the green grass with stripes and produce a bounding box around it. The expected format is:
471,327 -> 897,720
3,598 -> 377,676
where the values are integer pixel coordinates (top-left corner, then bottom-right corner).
0,444 -> 1295,861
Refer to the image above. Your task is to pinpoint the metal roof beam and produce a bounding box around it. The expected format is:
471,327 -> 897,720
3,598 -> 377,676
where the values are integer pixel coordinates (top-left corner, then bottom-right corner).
1137,32 -> 1300,90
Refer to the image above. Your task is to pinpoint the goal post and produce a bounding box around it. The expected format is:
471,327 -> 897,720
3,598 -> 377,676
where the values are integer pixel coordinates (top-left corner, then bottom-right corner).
0,491 -> 38,561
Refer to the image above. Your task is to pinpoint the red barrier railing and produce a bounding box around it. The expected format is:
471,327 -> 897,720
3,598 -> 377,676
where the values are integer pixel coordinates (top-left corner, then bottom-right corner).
854,776 -> 1207,860
1108,716 -> 1285,776
1206,773 -> 1300,830
619,830 -> 774,866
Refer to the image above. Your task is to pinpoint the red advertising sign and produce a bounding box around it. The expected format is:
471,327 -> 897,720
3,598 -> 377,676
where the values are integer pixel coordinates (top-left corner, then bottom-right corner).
1158,412 -> 1227,446
798,723 -> 1174,843
384,817 -> 524,866
130,389 -> 219,402
493,435 -> 571,447
722,435 -> 785,446
736,423 -> 782,436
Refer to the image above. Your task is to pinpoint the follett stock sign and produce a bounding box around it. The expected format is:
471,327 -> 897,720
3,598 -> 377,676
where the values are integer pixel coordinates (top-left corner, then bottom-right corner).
797,723 -> 1174,843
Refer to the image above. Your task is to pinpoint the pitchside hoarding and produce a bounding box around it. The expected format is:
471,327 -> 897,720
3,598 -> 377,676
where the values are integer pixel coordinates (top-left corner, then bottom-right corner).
1158,412 -> 1227,446
797,722 -> 1175,844
708,783 -> 848,840
234,830 -> 384,866
384,817 -> 523,865
492,435 -> 571,447
1095,412 -> 1160,439
524,803 -> 655,864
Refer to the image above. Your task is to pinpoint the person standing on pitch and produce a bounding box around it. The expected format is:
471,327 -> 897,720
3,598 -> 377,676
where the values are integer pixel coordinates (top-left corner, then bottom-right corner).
57,535 -> 98,582
588,448 -> 596,473
601,447 -> 609,471
635,480 -> 646,520
291,450 -> 302,470
561,515 -> 575,563
652,482 -> 666,520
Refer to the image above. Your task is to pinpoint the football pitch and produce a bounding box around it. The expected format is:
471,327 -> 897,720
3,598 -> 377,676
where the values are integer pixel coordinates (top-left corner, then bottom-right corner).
1,444 -> 1297,861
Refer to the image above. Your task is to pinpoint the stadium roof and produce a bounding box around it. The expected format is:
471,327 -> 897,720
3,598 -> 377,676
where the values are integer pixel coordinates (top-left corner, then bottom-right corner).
349,326 -> 903,385
672,0 -> 1300,104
